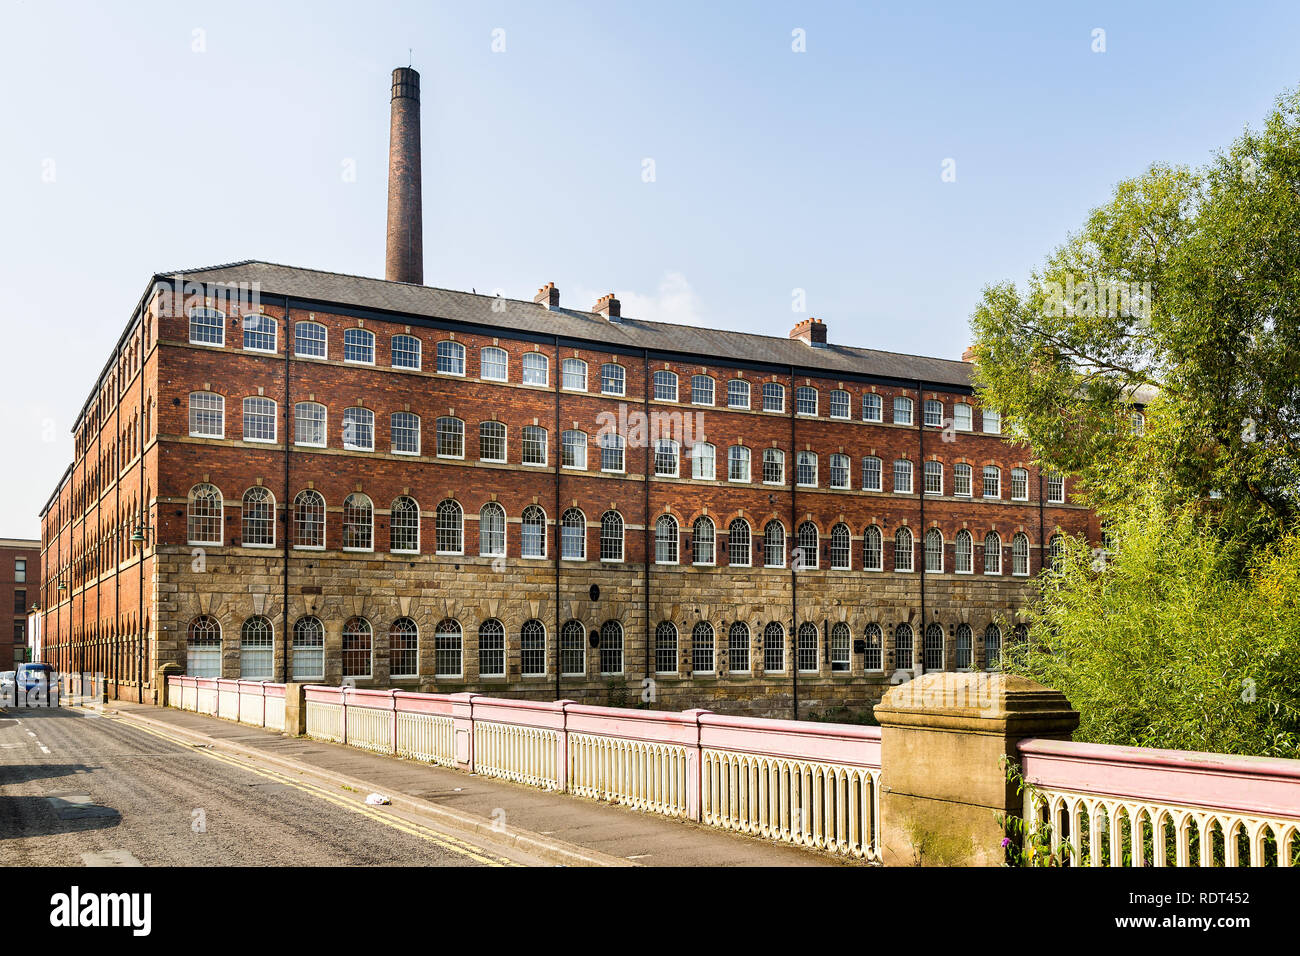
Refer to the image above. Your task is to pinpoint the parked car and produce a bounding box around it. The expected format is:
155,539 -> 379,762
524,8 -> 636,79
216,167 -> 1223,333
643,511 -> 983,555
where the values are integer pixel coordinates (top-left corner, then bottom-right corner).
16,662 -> 52,695
0,671 -> 15,699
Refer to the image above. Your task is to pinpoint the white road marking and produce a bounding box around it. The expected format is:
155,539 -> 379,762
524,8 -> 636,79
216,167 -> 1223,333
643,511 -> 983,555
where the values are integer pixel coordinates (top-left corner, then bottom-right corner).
27,731 -> 36,737
39,744 -> 51,754
80,849 -> 143,867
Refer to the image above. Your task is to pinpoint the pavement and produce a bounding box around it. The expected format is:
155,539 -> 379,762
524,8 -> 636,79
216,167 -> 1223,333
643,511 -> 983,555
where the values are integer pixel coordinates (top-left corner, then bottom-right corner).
8,699 -> 851,867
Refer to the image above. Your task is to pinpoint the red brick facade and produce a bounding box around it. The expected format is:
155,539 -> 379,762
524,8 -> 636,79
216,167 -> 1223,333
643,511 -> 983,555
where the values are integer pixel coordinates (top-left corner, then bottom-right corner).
39,270 -> 1097,716
0,540 -> 40,670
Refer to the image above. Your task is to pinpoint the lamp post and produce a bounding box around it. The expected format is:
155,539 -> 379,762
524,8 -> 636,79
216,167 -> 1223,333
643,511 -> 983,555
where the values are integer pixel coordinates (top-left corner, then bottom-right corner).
131,523 -> 153,703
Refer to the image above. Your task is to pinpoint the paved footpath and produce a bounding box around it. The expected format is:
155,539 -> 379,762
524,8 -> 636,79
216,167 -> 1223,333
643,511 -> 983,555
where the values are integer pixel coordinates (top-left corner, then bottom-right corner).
43,700 -> 848,867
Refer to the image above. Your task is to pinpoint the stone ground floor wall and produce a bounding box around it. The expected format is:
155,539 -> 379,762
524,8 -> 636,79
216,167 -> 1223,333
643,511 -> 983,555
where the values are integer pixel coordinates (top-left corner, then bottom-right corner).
151,547 -> 1038,719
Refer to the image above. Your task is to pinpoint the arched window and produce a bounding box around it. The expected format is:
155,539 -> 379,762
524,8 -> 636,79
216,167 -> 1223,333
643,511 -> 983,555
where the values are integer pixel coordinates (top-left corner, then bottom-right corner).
797,521 -> 819,569
294,320 -> 327,359
763,521 -> 786,568
655,622 -> 678,674
728,518 -> 751,567
691,442 -> 716,480
955,529 -> 974,573
984,532 -> 1002,574
599,431 -> 625,472
343,328 -> 375,364
480,346 -> 508,381
436,416 -> 465,458
562,357 -> 588,391
434,620 -> 463,677
924,623 -> 944,671
925,528 -> 943,573
894,623 -> 914,670
893,459 -> 913,494
1012,532 -> 1030,576
391,411 -> 420,455
924,399 -> 943,427
342,407 -> 375,451
863,525 -> 883,571
600,363 -> 625,395
188,307 -> 224,346
561,508 -> 586,560
762,382 -> 785,412
692,516 -> 715,565
796,386 -> 818,416
390,496 -> 420,553
242,486 -> 275,547
479,502 -> 506,557
390,618 -> 419,678
924,460 -> 943,496
478,619 -> 505,677
956,624 -> 973,669
600,621 -> 624,675
562,430 -> 587,469
1049,533 -> 1064,570
240,616 -> 273,680
291,616 -> 323,686
954,402 -> 973,431
521,619 -> 547,675
831,622 -> 851,672
479,421 -> 506,462
1011,467 -> 1029,501
894,527 -> 914,572
392,333 -> 422,370
242,396 -> 277,442
830,523 -> 851,570
763,622 -> 785,673
797,622 -> 819,673
560,620 -> 585,676
727,379 -> 750,408
728,445 -> 751,482
763,448 -> 785,484
954,463 -> 972,497
830,453 -> 850,489
691,374 -> 714,405
242,314 -> 277,352
862,392 -> 882,422
600,511 -> 623,562
655,514 -> 679,564
522,353 -> 548,387
985,624 -> 1002,670
522,425 -> 547,466
521,505 -> 546,558
829,389 -> 850,419
797,451 -> 818,487
864,624 -> 883,671
654,438 -> 679,477
342,618 -> 373,678
893,396 -> 913,425
729,622 -> 750,673
187,615 -> 222,678
862,456 -> 882,492
293,490 -> 325,549
693,622 -> 715,673
188,483 -> 223,546
982,465 -> 1001,498
294,401 -> 327,447
342,493 -> 374,551
653,370 -> 678,401
436,340 -> 465,375
435,499 -> 463,554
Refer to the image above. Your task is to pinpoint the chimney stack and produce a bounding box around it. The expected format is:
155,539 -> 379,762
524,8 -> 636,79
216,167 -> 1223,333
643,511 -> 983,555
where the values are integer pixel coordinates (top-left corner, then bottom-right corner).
593,293 -> 621,320
534,282 -> 560,310
789,317 -> 827,347
961,345 -> 977,362
385,67 -> 423,284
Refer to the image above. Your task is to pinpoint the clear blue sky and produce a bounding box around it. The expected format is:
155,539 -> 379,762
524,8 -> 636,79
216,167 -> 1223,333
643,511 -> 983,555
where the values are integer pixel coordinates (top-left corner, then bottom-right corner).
2,0 -> 1298,538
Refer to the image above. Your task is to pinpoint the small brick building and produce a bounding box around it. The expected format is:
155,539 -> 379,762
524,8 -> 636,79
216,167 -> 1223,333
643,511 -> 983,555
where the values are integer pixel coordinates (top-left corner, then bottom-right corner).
0,538 -> 40,670
36,263 -> 1096,717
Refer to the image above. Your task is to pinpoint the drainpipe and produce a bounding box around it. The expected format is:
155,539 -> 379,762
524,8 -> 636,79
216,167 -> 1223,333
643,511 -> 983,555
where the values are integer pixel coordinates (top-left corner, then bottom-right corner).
917,379 -> 925,674
789,365 -> 798,721
137,307 -> 146,701
554,335 -> 561,701
643,349 -> 651,689
281,296 -> 292,684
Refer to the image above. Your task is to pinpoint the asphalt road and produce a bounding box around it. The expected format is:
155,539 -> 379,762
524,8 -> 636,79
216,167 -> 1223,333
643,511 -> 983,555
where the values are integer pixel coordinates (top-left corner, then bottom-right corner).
0,706 -> 540,866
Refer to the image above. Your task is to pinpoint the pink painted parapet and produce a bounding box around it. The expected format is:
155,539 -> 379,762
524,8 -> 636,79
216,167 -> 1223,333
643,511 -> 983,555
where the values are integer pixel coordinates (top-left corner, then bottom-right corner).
699,713 -> 881,768
1018,739 -> 1300,820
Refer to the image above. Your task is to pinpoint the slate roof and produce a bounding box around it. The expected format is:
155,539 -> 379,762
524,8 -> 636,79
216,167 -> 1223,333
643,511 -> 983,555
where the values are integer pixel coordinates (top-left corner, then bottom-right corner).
165,260 -> 975,389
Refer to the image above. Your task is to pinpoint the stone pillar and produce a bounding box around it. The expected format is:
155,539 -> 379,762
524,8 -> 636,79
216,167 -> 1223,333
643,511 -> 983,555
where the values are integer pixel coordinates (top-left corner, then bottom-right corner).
156,662 -> 183,707
874,672 -> 1078,866
283,683 -> 309,736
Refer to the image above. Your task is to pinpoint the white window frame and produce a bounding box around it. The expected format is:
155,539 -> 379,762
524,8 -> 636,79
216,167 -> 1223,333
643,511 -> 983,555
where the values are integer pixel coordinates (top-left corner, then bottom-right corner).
437,340 -> 466,376
188,307 -> 225,347
294,321 -> 327,359
480,346 -> 508,382
343,328 -> 376,365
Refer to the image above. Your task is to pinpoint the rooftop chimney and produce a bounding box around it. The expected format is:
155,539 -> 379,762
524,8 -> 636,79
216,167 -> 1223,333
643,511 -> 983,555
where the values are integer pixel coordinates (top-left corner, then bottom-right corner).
534,282 -> 560,310
593,293 -> 621,320
789,317 -> 827,348
961,345 -> 977,362
385,67 -> 423,284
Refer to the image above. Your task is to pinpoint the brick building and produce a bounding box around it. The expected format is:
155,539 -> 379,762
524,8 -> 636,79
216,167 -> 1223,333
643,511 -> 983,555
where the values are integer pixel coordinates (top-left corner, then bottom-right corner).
1,538 -> 40,670
35,66 -> 1097,717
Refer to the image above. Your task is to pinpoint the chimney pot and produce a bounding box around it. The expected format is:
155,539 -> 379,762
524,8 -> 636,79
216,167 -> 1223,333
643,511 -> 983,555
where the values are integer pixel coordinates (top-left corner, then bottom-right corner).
534,283 -> 560,309
385,67 -> 423,285
962,345 -> 977,362
593,293 -> 621,320
789,317 -> 827,347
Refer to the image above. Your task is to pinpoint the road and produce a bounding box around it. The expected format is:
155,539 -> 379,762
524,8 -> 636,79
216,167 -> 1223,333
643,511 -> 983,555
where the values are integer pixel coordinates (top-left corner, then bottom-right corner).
0,706 -> 541,866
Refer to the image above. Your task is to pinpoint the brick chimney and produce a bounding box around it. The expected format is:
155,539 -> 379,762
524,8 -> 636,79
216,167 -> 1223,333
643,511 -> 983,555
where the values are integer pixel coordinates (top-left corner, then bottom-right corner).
593,293 -> 621,320
789,317 -> 827,347
534,282 -> 560,310
962,345 -> 977,362
385,67 -> 423,284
